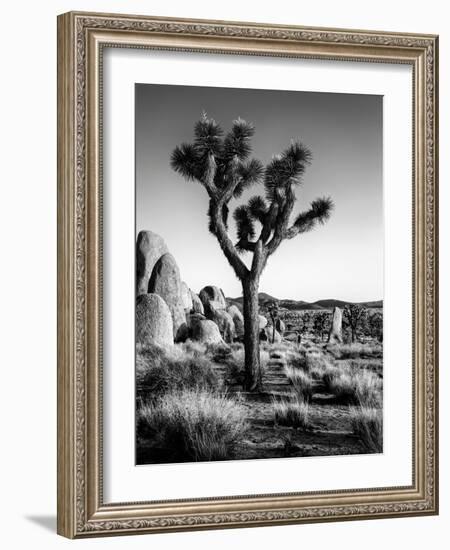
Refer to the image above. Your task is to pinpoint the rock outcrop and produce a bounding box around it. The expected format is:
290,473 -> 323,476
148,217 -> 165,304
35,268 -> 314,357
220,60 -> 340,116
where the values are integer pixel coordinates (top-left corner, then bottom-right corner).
328,306 -> 343,344
136,294 -> 173,347
190,290 -> 204,315
136,230 -> 169,296
227,305 -> 244,337
259,315 -> 268,330
190,318 -> 225,345
209,308 -> 235,343
148,253 -> 186,340
199,286 -> 227,316
180,282 -> 193,313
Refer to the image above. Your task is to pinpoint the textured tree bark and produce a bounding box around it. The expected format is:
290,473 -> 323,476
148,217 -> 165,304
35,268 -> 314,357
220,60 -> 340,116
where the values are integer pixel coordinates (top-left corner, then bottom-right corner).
242,276 -> 262,392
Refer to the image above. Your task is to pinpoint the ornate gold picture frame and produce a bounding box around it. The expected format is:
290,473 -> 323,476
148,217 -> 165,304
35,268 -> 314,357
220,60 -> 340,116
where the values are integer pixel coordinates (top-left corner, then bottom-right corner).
57,11 -> 438,538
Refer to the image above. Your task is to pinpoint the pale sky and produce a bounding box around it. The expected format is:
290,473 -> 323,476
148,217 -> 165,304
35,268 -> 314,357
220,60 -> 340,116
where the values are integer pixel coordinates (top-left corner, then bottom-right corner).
136,84 -> 383,302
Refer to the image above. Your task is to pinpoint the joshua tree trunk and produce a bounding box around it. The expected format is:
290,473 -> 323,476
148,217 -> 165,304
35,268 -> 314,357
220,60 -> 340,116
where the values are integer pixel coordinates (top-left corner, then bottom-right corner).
242,276 -> 262,392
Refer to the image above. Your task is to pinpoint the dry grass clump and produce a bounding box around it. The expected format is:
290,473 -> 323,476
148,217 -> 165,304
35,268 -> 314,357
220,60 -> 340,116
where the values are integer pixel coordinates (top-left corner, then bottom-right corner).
136,344 -> 219,395
323,365 -> 382,407
350,406 -> 383,453
179,340 -> 207,357
222,344 -> 269,385
273,396 -> 311,430
137,388 -> 248,461
285,367 -> 314,403
327,342 -> 382,360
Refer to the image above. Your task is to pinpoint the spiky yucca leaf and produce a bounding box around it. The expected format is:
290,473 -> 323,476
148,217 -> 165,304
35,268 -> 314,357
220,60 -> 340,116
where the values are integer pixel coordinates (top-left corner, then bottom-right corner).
293,196 -> 334,233
223,118 -> 255,161
233,158 -> 264,198
264,141 -> 312,203
233,205 -> 255,249
170,143 -> 202,182
310,196 -> 334,223
194,114 -> 223,156
283,141 -> 312,165
248,195 -> 268,223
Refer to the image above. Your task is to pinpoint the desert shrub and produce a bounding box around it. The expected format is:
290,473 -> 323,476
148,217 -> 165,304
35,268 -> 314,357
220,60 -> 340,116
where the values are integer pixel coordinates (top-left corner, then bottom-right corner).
273,396 -> 311,429
327,342 -> 383,360
137,388 -> 248,461
137,346 -> 219,395
285,367 -> 314,402
350,406 -> 383,453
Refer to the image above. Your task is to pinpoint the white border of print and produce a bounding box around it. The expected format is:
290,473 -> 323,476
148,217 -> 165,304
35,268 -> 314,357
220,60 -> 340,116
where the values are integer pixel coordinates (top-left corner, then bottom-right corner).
102,47 -> 412,504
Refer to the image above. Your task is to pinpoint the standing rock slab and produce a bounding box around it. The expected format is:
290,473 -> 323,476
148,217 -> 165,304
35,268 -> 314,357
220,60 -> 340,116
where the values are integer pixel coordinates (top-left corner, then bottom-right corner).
190,318 -> 225,346
199,286 -> 227,316
136,230 -> 169,296
136,294 -> 173,347
328,306 -> 343,344
227,305 -> 244,337
190,290 -> 204,315
148,253 -> 186,341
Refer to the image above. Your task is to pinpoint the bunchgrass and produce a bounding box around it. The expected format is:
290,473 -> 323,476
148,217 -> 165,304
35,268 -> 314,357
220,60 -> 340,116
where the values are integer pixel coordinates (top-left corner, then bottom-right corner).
350,405 -> 383,453
327,342 -> 382,360
137,388 -> 248,462
273,396 -> 311,430
322,363 -> 382,406
137,344 -> 219,395
285,367 -> 314,403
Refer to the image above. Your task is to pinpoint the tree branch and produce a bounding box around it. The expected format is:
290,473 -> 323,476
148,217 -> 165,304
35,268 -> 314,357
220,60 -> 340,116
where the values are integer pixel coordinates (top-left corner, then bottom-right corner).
209,199 -> 249,280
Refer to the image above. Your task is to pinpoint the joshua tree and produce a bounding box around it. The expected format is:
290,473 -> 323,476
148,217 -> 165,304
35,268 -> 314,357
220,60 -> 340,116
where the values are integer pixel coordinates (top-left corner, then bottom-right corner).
367,311 -> 383,342
299,311 -> 311,340
313,311 -> 329,341
266,300 -> 279,344
343,304 -> 367,343
171,113 -> 333,391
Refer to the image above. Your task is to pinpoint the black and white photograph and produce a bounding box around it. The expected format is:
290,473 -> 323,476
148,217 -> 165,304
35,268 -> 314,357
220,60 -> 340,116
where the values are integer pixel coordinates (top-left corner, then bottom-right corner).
135,83 -> 384,465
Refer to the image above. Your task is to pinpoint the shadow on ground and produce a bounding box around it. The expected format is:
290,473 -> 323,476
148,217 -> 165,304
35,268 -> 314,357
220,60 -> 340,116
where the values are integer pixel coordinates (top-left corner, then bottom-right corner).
25,515 -> 56,533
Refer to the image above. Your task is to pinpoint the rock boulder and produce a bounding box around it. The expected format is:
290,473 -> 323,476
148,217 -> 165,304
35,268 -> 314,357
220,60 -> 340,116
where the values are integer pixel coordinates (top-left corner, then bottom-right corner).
190,290 -> 205,315
190,319 -> 224,346
227,305 -> 244,337
199,286 -> 227,316
180,282 -> 193,312
148,253 -> 186,340
136,294 -> 173,347
136,230 -> 169,296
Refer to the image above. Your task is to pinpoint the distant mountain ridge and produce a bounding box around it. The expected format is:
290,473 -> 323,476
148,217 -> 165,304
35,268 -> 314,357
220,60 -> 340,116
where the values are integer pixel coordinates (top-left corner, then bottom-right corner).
227,293 -> 383,311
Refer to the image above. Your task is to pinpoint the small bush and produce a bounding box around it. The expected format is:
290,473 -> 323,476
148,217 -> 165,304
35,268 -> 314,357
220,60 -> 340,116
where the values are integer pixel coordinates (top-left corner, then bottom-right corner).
273,396 -> 311,430
137,389 -> 248,461
285,367 -> 314,403
350,406 -> 383,453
